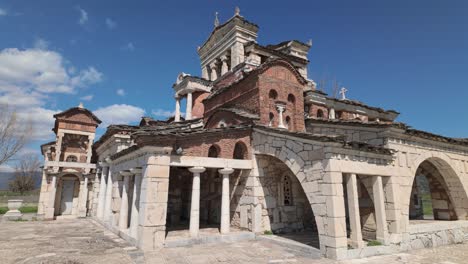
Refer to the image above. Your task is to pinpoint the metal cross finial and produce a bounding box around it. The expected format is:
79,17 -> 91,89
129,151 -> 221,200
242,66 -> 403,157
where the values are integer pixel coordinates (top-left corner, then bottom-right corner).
235,6 -> 240,16
339,87 -> 348,100
214,12 -> 220,27
78,102 -> 84,108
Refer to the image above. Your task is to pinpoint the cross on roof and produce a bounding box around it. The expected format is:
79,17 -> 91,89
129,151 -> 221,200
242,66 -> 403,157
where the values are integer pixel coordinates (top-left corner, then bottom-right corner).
339,87 -> 348,100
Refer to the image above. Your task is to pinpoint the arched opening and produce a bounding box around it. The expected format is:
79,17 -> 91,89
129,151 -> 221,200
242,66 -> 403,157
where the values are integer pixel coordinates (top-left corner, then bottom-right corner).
316,109 -> 324,119
269,89 -> 278,100
233,141 -> 248,160
208,145 -> 220,158
285,116 -> 291,130
256,154 -> 320,249
409,160 -> 461,221
287,94 -> 295,103
269,112 -> 274,127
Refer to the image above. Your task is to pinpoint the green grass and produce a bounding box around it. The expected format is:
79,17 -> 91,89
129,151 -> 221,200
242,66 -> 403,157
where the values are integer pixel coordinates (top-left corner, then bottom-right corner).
263,230 -> 273,235
0,206 -> 38,214
0,190 -> 39,196
367,240 -> 382,246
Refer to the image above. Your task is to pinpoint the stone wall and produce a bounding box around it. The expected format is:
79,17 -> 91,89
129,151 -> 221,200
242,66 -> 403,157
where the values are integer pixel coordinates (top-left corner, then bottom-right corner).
402,221 -> 468,251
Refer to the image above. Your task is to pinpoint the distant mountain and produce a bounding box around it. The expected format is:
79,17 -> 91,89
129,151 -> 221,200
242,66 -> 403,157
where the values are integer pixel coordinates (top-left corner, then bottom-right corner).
0,172 -> 41,190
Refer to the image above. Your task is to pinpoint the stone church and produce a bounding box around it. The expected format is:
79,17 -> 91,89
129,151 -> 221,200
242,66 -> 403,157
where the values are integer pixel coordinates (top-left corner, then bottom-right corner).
37,9 -> 468,260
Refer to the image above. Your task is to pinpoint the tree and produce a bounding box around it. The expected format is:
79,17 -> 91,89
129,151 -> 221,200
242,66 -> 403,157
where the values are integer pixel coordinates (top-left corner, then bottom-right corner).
0,104 -> 32,166
8,154 -> 41,194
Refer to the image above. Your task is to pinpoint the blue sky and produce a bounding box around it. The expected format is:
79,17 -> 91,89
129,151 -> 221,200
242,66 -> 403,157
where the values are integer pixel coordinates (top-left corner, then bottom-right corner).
0,0 -> 467,170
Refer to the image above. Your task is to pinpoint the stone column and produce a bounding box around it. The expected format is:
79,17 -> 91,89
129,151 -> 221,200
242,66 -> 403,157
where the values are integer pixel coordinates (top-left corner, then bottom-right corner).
372,176 -> 388,244
276,105 -> 286,129
219,168 -> 234,234
119,172 -> 130,230
186,92 -> 193,120
97,165 -> 109,219
220,55 -> 229,76
202,66 -> 209,79
37,170 -> 48,216
85,135 -> 94,164
174,97 -> 181,122
346,174 -> 364,248
45,175 -> 57,219
137,157 -> 170,251
209,61 -> 218,81
189,166 -> 205,237
54,132 -> 64,162
329,108 -> 336,120
129,168 -> 142,239
78,175 -> 89,217
103,168 -> 114,222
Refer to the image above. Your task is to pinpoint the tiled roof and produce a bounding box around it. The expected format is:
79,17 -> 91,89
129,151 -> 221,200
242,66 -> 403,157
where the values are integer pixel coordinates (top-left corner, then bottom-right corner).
173,75 -> 213,88
217,107 -> 260,120
266,40 -> 311,50
246,42 -> 309,65
53,107 -> 102,124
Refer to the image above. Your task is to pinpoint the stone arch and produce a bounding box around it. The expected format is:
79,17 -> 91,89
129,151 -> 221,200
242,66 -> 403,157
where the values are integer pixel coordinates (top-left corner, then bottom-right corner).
208,144 -> 220,158
233,141 -> 248,160
405,152 -> 468,220
255,152 -> 322,249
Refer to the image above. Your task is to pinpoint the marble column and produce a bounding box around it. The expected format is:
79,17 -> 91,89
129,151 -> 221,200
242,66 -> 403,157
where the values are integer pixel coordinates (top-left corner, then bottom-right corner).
54,133 -> 64,162
78,175 -> 89,217
186,92 -> 193,120
346,174 -> 364,248
276,104 -> 286,129
119,172 -> 130,230
85,135 -> 94,164
129,168 -> 142,239
97,165 -> 109,219
174,97 -> 181,122
329,108 -> 336,120
189,166 -> 205,237
231,41 -> 245,69
103,169 -> 114,222
45,175 -> 57,219
209,61 -> 218,81
372,175 -> 388,244
202,66 -> 209,79
219,168 -> 234,234
220,55 -> 229,76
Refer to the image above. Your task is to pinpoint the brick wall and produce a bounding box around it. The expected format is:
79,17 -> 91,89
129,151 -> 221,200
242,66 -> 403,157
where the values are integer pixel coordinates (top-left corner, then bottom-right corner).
192,92 -> 210,119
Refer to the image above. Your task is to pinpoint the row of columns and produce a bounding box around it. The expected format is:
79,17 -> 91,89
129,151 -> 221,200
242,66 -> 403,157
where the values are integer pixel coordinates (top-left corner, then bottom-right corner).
188,167 -> 234,237
345,174 -> 388,248
174,91 -> 192,122
96,164 -> 142,240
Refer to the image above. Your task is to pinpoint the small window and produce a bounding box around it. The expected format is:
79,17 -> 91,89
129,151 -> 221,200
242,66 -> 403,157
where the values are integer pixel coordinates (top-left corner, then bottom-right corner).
287,94 -> 295,103
269,112 -> 274,127
66,155 -> 78,162
336,111 -> 342,119
283,175 -> 293,206
269,90 -> 278,100
317,109 -> 324,119
218,119 -> 227,128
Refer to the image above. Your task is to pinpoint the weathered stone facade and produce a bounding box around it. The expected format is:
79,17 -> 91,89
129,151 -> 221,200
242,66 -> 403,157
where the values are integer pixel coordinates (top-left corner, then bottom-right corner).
38,8 -> 468,260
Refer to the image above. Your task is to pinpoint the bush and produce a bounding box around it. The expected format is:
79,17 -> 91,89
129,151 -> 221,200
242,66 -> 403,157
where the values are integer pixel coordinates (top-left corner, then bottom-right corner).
264,230 -> 273,235
0,207 -> 7,214
367,240 -> 382,246
19,206 -> 38,213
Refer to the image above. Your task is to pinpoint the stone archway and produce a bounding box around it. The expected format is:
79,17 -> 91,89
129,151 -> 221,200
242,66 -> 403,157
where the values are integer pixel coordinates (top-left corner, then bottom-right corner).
405,154 -> 468,221
256,154 -> 321,249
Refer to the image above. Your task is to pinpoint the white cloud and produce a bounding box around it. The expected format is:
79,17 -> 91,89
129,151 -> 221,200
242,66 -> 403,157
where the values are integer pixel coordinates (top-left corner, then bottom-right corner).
122,42 -> 135,51
105,18 -> 117,29
116,88 -> 125,96
152,109 -> 181,118
80,94 -> 93,101
0,8 -> 7,16
0,45 -> 103,142
33,37 -> 49,50
94,104 -> 144,127
77,6 -> 88,25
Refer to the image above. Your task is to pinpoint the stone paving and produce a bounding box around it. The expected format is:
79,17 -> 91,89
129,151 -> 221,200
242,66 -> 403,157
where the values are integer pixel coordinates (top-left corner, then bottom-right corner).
1,218 -> 468,264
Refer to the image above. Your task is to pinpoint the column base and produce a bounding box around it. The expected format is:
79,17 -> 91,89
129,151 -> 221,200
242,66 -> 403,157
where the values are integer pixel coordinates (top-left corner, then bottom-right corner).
349,239 -> 365,249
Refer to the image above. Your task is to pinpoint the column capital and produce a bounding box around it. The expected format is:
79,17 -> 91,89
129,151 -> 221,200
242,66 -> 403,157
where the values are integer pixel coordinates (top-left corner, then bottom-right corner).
189,167 -> 206,174
120,170 -> 132,177
218,168 -> 234,175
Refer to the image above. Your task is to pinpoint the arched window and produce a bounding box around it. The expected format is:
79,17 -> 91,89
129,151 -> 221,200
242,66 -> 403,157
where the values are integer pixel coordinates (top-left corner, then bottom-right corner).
285,116 -> 291,130
317,109 -> 324,119
66,155 -> 78,162
283,175 -> 293,206
269,112 -> 274,127
233,142 -> 248,160
269,90 -> 278,100
208,145 -> 220,158
287,94 -> 295,103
